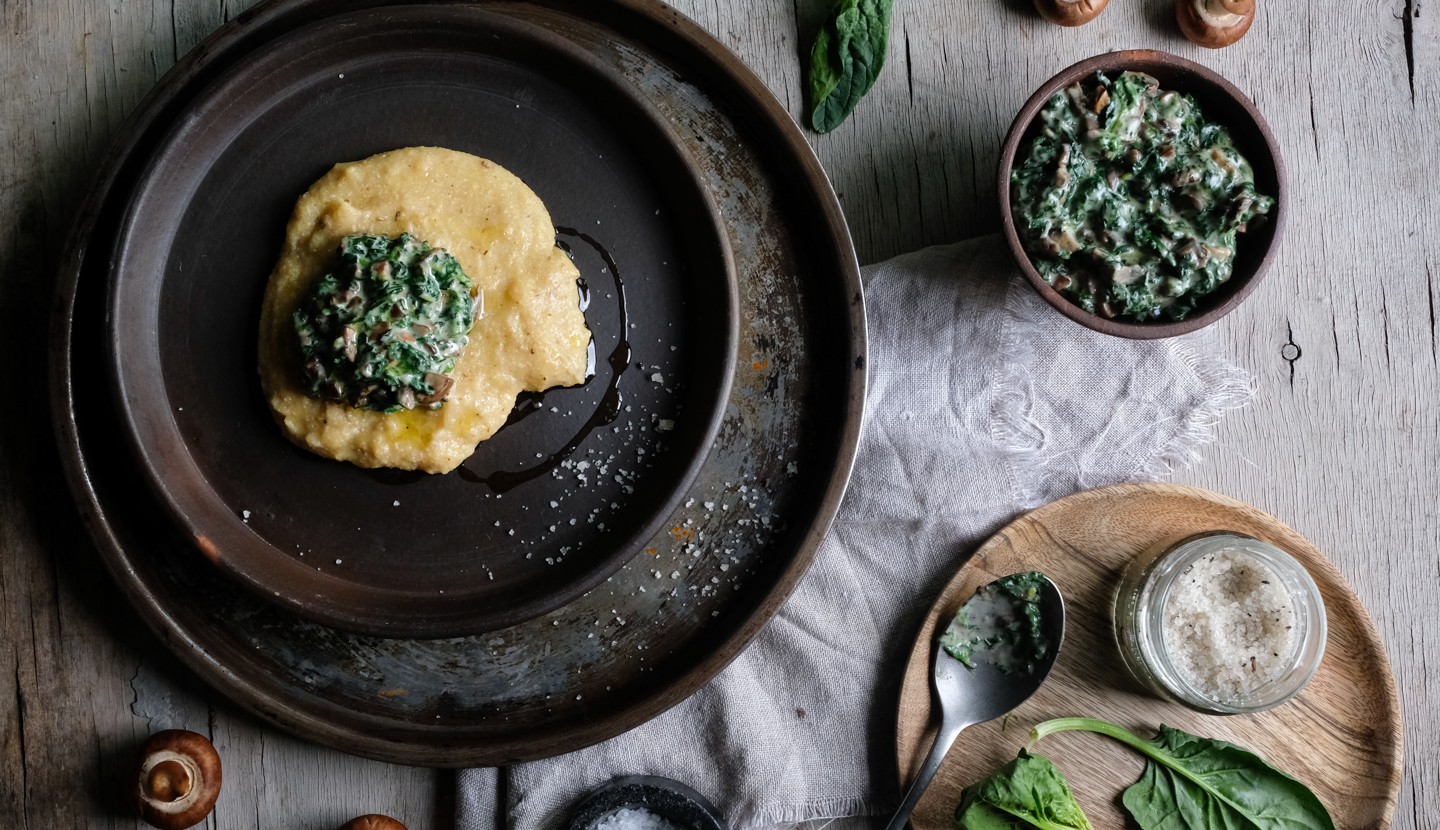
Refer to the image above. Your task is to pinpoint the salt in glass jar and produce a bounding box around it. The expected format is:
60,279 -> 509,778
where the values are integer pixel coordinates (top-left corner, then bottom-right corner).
1113,531 -> 1326,714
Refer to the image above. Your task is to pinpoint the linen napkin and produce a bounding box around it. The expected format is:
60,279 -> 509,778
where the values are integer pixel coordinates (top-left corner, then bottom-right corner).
457,234 -> 1252,829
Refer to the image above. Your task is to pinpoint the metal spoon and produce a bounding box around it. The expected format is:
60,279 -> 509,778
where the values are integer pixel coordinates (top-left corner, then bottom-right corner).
884,574 -> 1066,830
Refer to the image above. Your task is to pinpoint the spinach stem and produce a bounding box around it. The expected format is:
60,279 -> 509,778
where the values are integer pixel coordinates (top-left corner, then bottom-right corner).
1028,718 -> 1255,820
1028,717 -> 1153,756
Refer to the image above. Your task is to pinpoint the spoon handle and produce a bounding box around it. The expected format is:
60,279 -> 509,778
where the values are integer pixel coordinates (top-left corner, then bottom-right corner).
883,715 -> 968,830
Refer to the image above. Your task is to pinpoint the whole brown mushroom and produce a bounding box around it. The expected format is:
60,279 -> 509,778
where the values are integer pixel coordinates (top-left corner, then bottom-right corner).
339,816 -> 408,830
1034,0 -> 1109,26
1176,0 -> 1255,47
134,730 -> 222,830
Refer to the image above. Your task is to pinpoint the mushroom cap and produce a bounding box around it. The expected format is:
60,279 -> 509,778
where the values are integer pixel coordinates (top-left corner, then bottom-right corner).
339,816 -> 409,830
134,730 -> 222,830
1176,0 -> 1255,47
1034,0 -> 1109,26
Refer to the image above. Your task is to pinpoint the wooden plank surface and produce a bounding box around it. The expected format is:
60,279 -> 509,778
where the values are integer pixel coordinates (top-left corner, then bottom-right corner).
2,0 -> 1435,826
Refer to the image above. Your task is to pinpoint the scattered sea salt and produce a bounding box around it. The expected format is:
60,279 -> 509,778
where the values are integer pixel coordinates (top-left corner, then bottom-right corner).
1163,550 -> 1297,702
589,807 -> 686,830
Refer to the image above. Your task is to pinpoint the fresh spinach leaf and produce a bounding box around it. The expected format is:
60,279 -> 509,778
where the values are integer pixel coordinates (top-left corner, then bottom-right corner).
956,750 -> 1094,830
807,0 -> 892,133
1030,718 -> 1334,830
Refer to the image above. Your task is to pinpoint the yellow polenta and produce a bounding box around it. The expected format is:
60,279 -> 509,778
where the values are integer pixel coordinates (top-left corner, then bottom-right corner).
257,147 -> 590,473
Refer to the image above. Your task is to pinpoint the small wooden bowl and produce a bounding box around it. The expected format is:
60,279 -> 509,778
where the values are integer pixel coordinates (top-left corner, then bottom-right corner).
998,50 -> 1286,339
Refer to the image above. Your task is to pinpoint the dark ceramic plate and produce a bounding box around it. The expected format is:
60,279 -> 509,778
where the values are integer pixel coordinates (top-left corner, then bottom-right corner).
54,0 -> 864,765
105,6 -> 738,637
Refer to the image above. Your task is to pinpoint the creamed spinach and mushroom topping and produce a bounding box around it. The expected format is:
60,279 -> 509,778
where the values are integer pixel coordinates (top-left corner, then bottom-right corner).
1012,71 -> 1274,322
940,571 -> 1051,675
293,233 -> 478,413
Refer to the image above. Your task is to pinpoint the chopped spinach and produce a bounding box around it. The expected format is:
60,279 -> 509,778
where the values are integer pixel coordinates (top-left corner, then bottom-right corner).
807,0 -> 893,133
293,233 -> 477,413
1029,718 -> 1334,830
1011,71 -> 1274,322
940,571 -> 1050,674
956,750 -> 1094,830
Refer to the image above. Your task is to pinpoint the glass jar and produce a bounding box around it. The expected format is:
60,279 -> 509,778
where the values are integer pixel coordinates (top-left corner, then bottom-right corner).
1113,531 -> 1327,714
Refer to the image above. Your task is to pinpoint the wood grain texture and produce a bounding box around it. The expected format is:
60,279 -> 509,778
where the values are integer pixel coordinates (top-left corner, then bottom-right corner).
3,0 -> 443,826
3,0 -> 1437,825
895,483 -> 1401,829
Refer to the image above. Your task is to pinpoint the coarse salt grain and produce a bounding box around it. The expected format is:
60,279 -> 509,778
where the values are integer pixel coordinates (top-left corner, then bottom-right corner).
1162,549 -> 1297,703
590,807 -> 686,830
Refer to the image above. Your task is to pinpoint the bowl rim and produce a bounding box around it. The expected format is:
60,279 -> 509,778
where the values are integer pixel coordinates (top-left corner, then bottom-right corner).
997,49 -> 1287,340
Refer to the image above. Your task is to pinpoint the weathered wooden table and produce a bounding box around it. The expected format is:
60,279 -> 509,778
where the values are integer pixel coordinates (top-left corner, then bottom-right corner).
3,0 -> 1434,826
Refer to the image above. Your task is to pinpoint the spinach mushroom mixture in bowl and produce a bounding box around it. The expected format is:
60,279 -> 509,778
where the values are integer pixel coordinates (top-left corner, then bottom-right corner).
999,51 -> 1285,338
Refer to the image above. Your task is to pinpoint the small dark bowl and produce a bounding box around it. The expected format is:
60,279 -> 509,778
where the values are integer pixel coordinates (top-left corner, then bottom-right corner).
565,776 -> 727,830
998,50 -> 1286,339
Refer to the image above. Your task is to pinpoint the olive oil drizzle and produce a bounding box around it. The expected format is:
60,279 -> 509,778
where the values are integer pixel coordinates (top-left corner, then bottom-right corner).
455,228 -> 630,493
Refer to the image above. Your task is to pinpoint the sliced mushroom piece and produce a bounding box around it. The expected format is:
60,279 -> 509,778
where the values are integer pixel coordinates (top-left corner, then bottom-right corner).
416,373 -> 455,406
1111,265 -> 1144,285
1053,144 -> 1073,188
1034,0 -> 1109,26
1209,146 -> 1238,174
342,326 -> 359,362
1059,230 -> 1084,253
1172,168 -> 1202,188
135,730 -> 222,830
1092,87 -> 1110,113
1177,0 -> 1255,48
1177,190 -> 1209,213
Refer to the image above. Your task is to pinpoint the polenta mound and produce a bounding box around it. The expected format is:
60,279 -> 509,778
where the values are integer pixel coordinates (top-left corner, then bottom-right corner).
257,147 -> 591,473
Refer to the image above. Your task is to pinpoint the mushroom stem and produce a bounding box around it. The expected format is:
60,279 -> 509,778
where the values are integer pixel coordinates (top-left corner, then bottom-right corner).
1034,0 -> 1109,27
1177,0 -> 1255,47
145,759 -> 194,802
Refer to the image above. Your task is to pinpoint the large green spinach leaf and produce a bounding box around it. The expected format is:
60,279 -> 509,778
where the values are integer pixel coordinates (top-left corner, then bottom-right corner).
1030,719 -> 1334,830
957,750 -> 1094,830
807,0 -> 892,133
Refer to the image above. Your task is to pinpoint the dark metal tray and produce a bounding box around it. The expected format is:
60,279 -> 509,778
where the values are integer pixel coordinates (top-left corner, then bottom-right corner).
52,0 -> 865,766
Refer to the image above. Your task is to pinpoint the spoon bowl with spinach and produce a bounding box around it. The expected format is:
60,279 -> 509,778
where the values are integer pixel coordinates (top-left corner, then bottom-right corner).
884,572 -> 1066,830
998,50 -> 1285,340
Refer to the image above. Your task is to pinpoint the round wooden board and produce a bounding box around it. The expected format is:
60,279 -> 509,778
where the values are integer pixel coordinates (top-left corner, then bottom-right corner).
895,483 -> 1402,829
